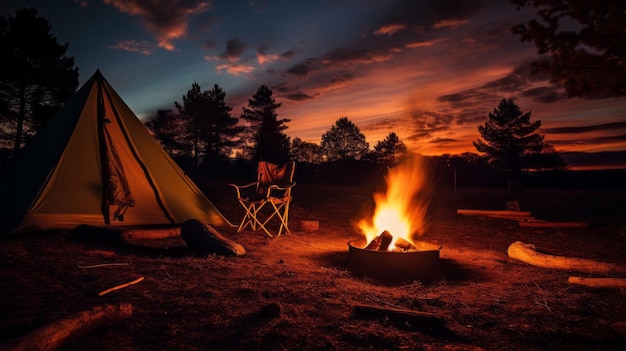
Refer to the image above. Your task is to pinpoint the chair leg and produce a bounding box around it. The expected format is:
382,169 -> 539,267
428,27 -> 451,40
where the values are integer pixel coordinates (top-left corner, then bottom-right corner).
268,201 -> 291,236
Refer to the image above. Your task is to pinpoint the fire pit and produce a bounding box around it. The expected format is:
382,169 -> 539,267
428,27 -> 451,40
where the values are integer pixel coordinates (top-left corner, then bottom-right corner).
347,239 -> 442,281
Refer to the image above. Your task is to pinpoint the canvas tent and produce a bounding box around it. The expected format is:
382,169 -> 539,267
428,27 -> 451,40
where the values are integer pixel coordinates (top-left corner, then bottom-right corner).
0,69 -> 232,234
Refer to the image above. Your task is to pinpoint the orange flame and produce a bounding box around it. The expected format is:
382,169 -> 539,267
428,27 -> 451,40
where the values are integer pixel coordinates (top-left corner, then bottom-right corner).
357,155 -> 432,249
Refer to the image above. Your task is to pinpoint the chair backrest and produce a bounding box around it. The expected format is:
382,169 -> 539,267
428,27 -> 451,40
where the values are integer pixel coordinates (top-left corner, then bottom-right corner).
257,161 -> 295,196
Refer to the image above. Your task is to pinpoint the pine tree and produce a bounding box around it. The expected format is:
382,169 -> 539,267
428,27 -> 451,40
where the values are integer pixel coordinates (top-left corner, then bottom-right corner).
473,98 -> 562,175
0,7 -> 79,153
373,132 -> 407,164
240,85 -> 290,163
320,117 -> 369,161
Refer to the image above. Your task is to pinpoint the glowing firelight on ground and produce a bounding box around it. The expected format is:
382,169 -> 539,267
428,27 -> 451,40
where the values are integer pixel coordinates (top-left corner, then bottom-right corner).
357,154 -> 432,250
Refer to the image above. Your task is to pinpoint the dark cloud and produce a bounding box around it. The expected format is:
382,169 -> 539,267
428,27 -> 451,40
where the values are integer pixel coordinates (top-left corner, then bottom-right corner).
202,40 -> 215,50
430,137 -> 459,143
550,134 -> 626,146
285,58 -> 319,77
284,92 -> 315,101
544,121 -> 626,134
406,110 -> 454,141
286,63 -> 310,77
103,0 -> 211,51
323,48 -> 377,65
220,38 -> 249,61
281,50 -> 295,60
520,87 -> 563,103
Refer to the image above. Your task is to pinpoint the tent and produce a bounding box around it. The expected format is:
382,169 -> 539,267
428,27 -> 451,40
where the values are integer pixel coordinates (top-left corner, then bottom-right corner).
0,69 -> 232,234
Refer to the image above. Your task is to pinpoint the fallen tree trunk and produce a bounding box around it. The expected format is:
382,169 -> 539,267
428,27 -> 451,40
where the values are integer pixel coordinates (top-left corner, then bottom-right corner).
507,241 -> 626,275
0,303 -> 133,351
568,276 -> 626,289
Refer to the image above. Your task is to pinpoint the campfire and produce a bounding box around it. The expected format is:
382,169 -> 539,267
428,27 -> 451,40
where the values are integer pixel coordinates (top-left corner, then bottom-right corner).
357,154 -> 432,252
348,155 -> 441,280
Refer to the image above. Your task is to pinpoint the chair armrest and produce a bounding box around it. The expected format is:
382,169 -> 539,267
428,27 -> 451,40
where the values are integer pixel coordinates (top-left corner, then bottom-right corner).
266,182 -> 296,197
228,181 -> 259,198
267,182 -> 296,191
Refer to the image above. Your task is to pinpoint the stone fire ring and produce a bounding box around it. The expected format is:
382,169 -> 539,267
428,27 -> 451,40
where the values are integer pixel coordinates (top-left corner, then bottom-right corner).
347,239 -> 441,281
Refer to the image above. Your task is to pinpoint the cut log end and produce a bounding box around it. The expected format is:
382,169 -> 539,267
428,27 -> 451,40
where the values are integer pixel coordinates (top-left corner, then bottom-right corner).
181,219 -> 246,257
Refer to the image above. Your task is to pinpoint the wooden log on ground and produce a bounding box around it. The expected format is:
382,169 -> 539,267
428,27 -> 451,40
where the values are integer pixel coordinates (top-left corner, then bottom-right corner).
352,304 -> 445,332
181,219 -> 246,257
507,241 -> 626,275
121,226 -> 180,241
457,209 -> 532,217
568,276 -> 626,289
0,303 -> 132,351
519,220 -> 589,228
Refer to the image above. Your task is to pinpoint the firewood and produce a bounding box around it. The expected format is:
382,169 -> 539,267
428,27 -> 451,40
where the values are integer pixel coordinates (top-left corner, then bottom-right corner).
181,219 -> 245,257
364,231 -> 383,250
507,241 -> 626,275
457,209 -> 532,217
352,304 -> 445,331
393,237 -> 416,251
377,230 -> 393,251
568,276 -> 626,289
98,277 -> 144,296
0,303 -> 132,351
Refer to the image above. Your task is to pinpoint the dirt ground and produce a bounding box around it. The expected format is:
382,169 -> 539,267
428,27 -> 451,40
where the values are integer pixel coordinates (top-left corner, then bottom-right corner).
1,180 -> 625,351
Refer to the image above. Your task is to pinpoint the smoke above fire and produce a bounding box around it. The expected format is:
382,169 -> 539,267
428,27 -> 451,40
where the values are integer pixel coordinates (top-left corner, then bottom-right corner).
357,154 -> 433,247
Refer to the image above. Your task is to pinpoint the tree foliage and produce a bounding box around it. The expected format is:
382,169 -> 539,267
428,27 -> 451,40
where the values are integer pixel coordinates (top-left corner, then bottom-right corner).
175,83 -> 207,170
240,85 -> 290,163
473,98 -> 563,174
173,83 -> 241,171
373,132 -> 407,164
0,7 -> 79,153
511,0 -> 626,98
203,84 -> 242,162
320,117 -> 369,161
144,109 -> 187,156
290,137 -> 323,164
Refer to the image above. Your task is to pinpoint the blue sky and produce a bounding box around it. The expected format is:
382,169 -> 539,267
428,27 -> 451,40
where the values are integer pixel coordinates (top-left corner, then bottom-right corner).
3,0 -> 626,168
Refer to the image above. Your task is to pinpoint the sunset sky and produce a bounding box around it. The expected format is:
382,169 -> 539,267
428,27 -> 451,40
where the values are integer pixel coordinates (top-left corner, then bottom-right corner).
3,0 -> 626,168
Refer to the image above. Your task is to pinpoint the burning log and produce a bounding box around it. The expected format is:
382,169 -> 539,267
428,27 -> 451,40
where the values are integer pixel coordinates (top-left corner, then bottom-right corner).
392,237 -> 417,252
0,303 -> 132,351
364,230 -> 393,251
507,241 -> 626,275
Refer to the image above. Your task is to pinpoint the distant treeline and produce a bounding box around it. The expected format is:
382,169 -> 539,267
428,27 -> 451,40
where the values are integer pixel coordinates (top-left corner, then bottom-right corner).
181,156 -> 626,190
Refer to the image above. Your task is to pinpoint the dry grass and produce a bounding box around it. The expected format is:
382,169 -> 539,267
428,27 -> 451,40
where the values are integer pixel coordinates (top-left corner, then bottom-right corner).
1,180 -> 625,350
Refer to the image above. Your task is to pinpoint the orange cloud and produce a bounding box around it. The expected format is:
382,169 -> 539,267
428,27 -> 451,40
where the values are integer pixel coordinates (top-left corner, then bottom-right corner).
216,63 -> 255,76
373,24 -> 407,36
432,18 -> 470,29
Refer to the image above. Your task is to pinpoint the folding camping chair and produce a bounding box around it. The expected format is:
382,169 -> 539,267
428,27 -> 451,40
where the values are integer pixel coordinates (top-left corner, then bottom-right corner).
229,161 -> 296,237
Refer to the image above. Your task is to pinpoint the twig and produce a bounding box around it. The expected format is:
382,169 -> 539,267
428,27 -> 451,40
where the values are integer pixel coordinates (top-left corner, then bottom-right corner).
78,263 -> 129,269
98,277 -> 144,296
368,295 -> 406,311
